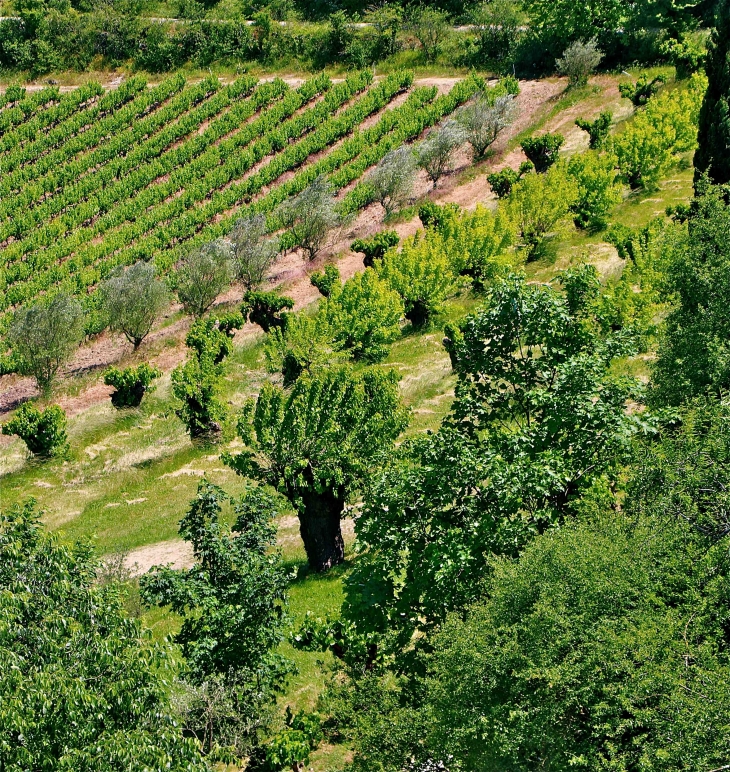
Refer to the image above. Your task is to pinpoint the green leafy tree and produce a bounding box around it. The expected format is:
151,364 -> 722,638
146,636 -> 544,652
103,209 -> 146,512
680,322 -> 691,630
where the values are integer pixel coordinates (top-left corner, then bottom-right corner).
224,367 -> 408,572
415,503 -> 730,772
421,203 -> 518,290
694,0 -> 730,187
521,0 -> 627,48
185,314 -> 244,365
375,232 -> 460,326
100,261 -> 171,349
103,363 -> 161,408
567,149 -> 623,229
520,133 -> 565,173
264,312 -> 343,387
470,0 -> 524,68
2,402 -> 68,457
652,185 -> 730,404
409,7 -> 449,62
324,269 -> 404,362
346,271 -> 640,649
141,481 -> 290,761
172,240 -> 232,317
576,110 -> 613,149
507,163 -> 578,255
7,292 -> 84,392
0,500 -> 206,771
351,231 -> 399,268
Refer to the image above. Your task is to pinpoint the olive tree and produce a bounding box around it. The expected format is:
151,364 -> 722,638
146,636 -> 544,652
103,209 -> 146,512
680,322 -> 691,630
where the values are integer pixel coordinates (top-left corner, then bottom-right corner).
7,292 -> 84,392
556,38 -> 603,87
229,212 -> 281,290
278,177 -> 344,261
100,261 -> 171,349
366,147 -> 417,216
414,120 -> 466,186
172,240 -> 232,317
224,367 -> 408,572
456,93 -> 518,159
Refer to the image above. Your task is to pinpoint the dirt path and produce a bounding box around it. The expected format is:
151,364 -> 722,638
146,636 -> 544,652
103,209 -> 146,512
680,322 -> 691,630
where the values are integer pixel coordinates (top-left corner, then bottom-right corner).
120,516 -> 356,576
0,74 -> 587,423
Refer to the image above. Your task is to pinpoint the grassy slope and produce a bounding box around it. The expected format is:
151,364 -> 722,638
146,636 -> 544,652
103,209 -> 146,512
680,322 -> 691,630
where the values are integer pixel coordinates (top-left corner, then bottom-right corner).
0,69 -> 696,770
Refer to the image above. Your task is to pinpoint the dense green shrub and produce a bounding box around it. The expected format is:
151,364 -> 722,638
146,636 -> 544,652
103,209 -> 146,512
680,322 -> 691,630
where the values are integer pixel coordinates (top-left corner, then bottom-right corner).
310,264 -> 342,297
487,161 -> 534,198
351,231 -> 400,267
520,133 -> 565,173
619,72 -> 667,106
242,291 -> 294,332
103,363 -> 161,408
417,201 -> 460,229
2,402 -> 68,457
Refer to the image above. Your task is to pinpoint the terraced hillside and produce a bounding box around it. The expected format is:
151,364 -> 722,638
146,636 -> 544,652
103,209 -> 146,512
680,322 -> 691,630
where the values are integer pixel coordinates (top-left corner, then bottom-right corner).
0,70 -> 479,320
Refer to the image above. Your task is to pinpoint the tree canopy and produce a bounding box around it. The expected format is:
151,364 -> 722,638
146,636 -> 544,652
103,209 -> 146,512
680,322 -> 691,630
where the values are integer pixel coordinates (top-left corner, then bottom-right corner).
0,501 -> 206,771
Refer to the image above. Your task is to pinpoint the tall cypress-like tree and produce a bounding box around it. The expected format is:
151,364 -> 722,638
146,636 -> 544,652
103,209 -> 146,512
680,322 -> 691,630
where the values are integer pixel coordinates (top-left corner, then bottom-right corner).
694,0 -> 730,187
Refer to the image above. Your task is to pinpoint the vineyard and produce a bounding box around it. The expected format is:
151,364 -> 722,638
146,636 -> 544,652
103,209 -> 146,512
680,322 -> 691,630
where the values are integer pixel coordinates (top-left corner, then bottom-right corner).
0,71 -> 480,324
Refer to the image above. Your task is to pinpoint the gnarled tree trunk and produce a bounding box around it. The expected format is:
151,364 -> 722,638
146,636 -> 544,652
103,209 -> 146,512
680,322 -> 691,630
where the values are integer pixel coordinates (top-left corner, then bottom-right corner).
298,491 -> 345,572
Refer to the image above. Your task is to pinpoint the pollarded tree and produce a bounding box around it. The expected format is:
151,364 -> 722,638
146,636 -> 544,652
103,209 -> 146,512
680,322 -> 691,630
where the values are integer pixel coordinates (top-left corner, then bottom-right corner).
141,481 -> 290,760
576,110 -> 613,149
365,147 -> 417,216
278,176 -> 344,260
224,367 -> 408,572
229,212 -> 281,290
414,120 -> 466,186
351,231 -> 400,268
100,261 -> 171,349
7,292 -> 84,392
694,0 -> 730,187
173,240 -> 232,317
0,500 -> 206,771
456,93 -> 518,159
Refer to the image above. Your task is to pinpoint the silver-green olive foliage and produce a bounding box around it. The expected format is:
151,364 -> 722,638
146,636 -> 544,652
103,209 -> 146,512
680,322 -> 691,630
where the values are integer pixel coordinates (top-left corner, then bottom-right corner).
346,270 -> 641,649
0,501 -> 207,771
100,260 -> 171,349
7,291 -> 84,391
224,366 -> 408,572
